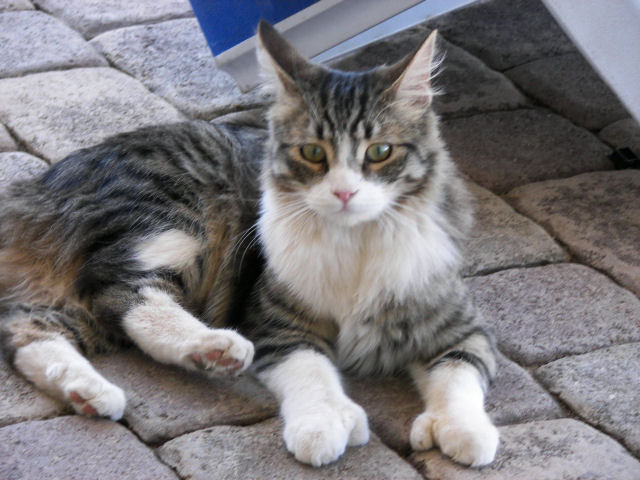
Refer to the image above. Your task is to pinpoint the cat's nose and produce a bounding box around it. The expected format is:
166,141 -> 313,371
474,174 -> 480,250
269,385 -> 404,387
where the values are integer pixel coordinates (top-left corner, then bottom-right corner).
333,190 -> 357,206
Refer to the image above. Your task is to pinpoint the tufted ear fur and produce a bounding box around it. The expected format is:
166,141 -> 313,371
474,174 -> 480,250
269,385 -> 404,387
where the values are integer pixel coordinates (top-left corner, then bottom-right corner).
385,30 -> 439,110
256,20 -> 314,99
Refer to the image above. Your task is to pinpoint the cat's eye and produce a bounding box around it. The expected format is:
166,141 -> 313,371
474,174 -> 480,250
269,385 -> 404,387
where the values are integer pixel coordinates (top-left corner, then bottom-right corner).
365,143 -> 392,163
300,144 -> 327,163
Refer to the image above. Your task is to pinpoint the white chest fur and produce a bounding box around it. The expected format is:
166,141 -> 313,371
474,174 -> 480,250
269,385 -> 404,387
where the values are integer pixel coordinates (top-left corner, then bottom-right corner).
258,188 -> 460,323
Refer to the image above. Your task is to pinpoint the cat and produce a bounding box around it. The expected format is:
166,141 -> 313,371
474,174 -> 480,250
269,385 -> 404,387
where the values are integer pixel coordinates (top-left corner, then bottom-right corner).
0,21 -> 498,467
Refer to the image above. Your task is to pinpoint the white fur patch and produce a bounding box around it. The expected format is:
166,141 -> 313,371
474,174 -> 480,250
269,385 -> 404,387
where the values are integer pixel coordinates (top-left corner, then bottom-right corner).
409,362 -> 499,466
14,336 -> 125,420
122,287 -> 254,374
259,349 -> 369,466
134,229 -> 200,271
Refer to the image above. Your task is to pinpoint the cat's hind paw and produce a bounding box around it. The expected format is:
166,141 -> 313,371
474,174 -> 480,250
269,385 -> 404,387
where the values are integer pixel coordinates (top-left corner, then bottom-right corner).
60,373 -> 126,421
410,409 -> 499,467
184,329 -> 254,376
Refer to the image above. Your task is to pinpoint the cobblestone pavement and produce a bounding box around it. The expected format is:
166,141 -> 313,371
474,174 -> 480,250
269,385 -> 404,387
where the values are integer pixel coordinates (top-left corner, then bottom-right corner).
1,0 -> 639,478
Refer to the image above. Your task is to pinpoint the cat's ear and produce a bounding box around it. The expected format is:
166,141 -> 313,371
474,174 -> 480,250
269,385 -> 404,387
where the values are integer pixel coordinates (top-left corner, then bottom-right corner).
256,20 -> 311,99
385,30 -> 439,110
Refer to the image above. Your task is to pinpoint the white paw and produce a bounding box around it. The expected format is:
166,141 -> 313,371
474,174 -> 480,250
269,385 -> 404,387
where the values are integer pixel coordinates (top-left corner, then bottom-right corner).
284,396 -> 369,467
47,364 -> 126,421
410,408 -> 499,467
183,329 -> 254,376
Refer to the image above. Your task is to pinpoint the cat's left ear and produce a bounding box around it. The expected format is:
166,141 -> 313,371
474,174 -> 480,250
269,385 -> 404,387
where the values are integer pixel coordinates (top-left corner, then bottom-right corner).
385,30 -> 439,109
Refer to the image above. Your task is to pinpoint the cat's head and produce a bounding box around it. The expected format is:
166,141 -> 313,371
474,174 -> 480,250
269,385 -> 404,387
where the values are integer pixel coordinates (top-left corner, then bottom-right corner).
257,21 -> 442,228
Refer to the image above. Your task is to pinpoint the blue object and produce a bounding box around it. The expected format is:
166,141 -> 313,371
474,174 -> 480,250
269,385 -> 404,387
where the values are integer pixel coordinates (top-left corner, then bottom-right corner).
189,0 -> 319,56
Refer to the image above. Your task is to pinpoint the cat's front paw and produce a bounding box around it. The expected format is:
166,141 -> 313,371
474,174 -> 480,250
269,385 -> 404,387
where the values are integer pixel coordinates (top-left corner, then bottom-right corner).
410,408 -> 498,467
183,329 -> 254,376
283,396 -> 369,467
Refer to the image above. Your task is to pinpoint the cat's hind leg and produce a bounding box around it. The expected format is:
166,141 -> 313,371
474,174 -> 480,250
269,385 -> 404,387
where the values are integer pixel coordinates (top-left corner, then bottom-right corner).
1,306 -> 125,420
409,329 -> 499,467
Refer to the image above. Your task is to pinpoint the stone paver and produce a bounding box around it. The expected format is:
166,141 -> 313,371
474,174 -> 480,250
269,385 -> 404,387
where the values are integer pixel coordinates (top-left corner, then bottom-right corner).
426,0 -> 575,71
442,109 -> 613,193
91,19 -> 265,119
0,123 -> 17,152
0,152 -> 48,190
0,354 -> 68,427
0,416 -> 179,480
462,182 -> 568,276
507,171 -> 640,297
599,118 -> 640,154
0,67 -> 184,162
537,343 -> 640,457
506,53 -> 629,131
346,353 -> 564,456
0,11 -> 107,78
32,0 -> 193,38
410,419 -> 640,479
333,30 -> 527,118
157,417 -> 422,480
93,350 -> 277,444
467,263 -> 640,365
0,0 -> 33,11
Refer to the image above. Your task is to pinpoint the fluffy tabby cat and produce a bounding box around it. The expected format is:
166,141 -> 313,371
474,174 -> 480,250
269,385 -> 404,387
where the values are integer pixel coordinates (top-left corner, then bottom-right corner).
0,21 -> 498,467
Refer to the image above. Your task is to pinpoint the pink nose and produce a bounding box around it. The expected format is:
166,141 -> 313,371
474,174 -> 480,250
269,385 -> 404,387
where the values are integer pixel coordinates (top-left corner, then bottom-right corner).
334,190 -> 357,206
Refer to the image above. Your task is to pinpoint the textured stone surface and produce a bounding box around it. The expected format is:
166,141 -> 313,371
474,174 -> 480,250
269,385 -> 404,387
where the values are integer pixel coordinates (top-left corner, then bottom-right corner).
0,416 -> 179,479
32,0 -> 193,38
599,118 -> 640,154
506,53 -> 629,131
442,109 -> 613,193
537,343 -> 640,457
0,67 -> 184,162
93,350 -> 277,443
0,353 -> 68,427
0,123 -> 17,151
462,182 -> 568,276
91,19 -> 265,119
0,11 -> 107,78
426,0 -> 575,70
333,30 -> 527,118
158,418 -> 422,480
410,419 -> 640,479
467,264 -> 640,365
0,0 -> 33,11
346,353 -> 563,456
506,171 -> 640,297
0,152 -> 48,191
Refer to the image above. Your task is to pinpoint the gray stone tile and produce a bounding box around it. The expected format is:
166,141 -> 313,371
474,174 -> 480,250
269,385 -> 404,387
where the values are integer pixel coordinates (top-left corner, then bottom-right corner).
0,0 -> 33,11
0,151 -> 48,192
0,11 -> 107,78
346,353 -> 564,456
442,109 -> 613,193
332,29 -> 527,118
466,264 -> 640,365
0,416 -> 179,479
32,0 -> 193,38
0,67 -> 184,163
462,182 -> 568,276
91,19 -> 265,120
157,417 -> 422,479
0,353 -> 69,427
93,350 -> 278,444
506,53 -> 629,131
0,124 -> 17,152
410,419 -> 640,479
536,343 -> 640,457
506,171 -> 640,297
426,0 -> 576,71
599,118 -> 640,154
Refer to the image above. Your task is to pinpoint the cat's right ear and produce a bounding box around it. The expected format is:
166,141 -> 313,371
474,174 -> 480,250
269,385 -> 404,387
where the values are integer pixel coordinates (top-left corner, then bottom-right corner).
256,20 -> 310,99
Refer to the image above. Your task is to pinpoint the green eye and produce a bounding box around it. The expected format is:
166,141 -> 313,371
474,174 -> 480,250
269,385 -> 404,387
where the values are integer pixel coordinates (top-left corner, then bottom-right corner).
300,144 -> 326,163
366,143 -> 392,162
